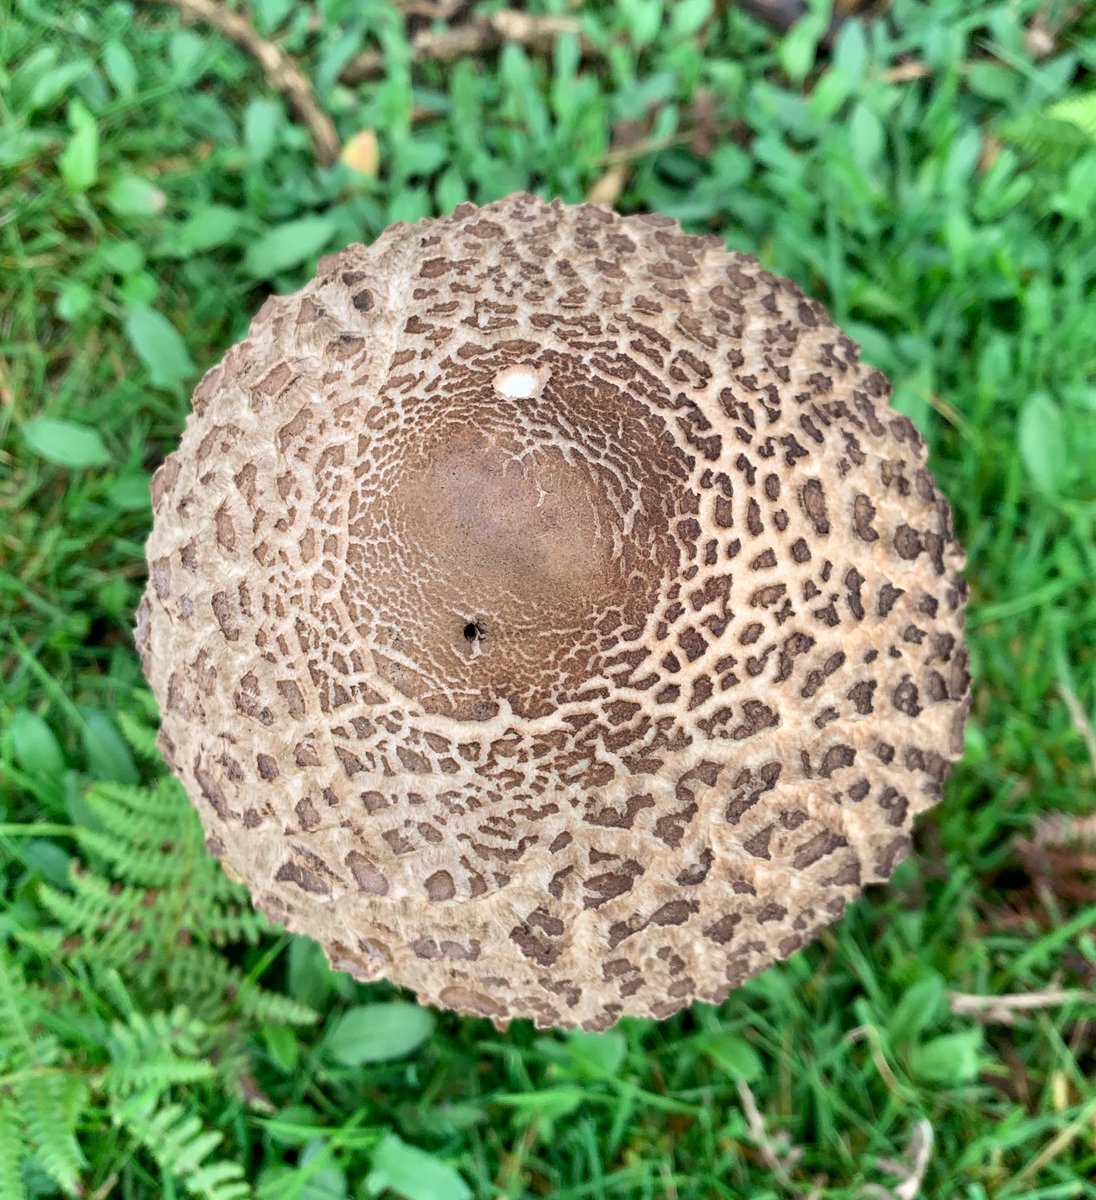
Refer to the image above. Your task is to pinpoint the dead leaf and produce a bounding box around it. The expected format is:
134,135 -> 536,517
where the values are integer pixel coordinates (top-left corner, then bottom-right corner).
342,129 -> 380,178
587,164 -> 629,207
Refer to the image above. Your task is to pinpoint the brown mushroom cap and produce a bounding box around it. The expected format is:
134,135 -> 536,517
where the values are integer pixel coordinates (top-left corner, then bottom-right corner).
137,194 -> 970,1030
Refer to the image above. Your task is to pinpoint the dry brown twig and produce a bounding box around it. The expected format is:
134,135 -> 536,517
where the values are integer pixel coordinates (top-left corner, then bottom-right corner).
342,11 -> 590,83
135,0 -> 341,165
736,1081 -> 808,1194
861,1120 -> 934,1200
1014,808 -> 1096,906
949,986 -> 1096,1025
395,0 -> 466,17
1057,679 -> 1096,771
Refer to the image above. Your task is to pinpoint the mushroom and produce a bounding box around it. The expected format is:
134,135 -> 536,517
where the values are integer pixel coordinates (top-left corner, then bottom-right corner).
137,194 -> 970,1030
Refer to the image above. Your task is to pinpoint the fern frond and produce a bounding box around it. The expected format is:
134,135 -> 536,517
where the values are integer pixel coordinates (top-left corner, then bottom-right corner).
38,876 -> 153,967
102,1008 -> 217,1096
0,953 -> 34,1072
183,1160 -> 251,1200
164,946 -> 317,1027
85,779 -> 196,845
1046,92 -> 1096,140
76,827 -> 194,888
117,707 -> 166,764
0,1099 -> 28,1200
999,91 -> 1096,171
202,903 -> 272,946
113,1091 -> 251,1200
20,1074 -> 87,1196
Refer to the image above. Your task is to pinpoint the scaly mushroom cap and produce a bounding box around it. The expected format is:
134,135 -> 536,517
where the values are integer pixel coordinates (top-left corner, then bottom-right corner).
137,195 -> 970,1029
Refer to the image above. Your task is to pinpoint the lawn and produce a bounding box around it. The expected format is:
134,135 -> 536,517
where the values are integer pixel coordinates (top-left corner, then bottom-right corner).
1,0 -> 1095,1196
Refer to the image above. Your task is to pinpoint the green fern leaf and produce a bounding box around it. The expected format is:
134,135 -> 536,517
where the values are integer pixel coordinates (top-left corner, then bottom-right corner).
0,1099 -> 28,1200
185,1160 -> 251,1200
116,707 -> 166,763
1045,92 -> 1096,140
114,1092 -> 251,1200
102,1008 -> 218,1095
20,1074 -> 87,1196
999,91 -> 1096,171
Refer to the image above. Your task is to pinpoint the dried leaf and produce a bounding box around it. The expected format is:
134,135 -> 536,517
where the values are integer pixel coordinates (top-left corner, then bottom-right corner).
342,128 -> 380,178
587,164 -> 629,207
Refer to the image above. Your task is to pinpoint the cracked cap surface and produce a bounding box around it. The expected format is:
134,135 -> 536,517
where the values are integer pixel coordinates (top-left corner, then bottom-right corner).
137,194 -> 971,1029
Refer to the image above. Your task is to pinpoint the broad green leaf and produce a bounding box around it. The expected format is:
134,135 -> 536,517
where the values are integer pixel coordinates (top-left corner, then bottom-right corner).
365,1133 -> 471,1200
245,97 -> 282,165
59,99 -> 98,192
243,215 -> 337,278
55,281 -> 94,322
778,10 -> 828,83
10,710 -> 66,777
253,0 -> 296,34
323,1003 -> 434,1066
887,975 -> 946,1044
103,40 -> 138,98
566,1030 -> 627,1077
29,58 -> 90,111
100,240 -> 145,276
849,102 -> 885,173
23,840 -> 74,889
0,126 -> 52,168
909,1029 -> 983,1085
104,176 -> 166,218
620,0 -> 662,47
119,272 -> 158,307
287,936 -> 338,1010
1051,152 -> 1096,221
124,305 -> 195,390
80,710 -> 140,784
164,205 -> 243,255
435,166 -> 467,213
669,0 -> 712,38
387,187 -> 431,226
263,1025 -> 300,1074
169,30 -> 206,79
264,1105 -> 326,1148
396,136 -> 448,178
23,418 -> 110,468
1018,391 -> 1067,495
703,1032 -> 763,1082
106,474 -> 152,512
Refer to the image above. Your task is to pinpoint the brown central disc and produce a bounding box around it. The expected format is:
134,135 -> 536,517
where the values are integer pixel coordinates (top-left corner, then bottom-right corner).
342,359 -> 688,720
392,424 -> 615,637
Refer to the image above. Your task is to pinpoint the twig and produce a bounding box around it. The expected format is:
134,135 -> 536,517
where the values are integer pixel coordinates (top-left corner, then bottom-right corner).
846,1025 -> 909,1101
861,1120 -> 933,1200
395,0 -> 465,16
949,987 -> 1096,1025
881,61 -> 933,83
1014,808 -> 1096,905
135,0 -> 340,165
1024,811 -> 1096,848
736,1081 -> 805,1193
1058,679 -> 1096,771
342,11 -> 588,83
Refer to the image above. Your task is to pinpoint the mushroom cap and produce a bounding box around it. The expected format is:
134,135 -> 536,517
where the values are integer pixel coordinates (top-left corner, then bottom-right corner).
137,194 -> 970,1030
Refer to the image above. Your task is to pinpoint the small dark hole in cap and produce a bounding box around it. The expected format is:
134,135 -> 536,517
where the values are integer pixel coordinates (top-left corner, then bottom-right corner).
463,621 -> 484,642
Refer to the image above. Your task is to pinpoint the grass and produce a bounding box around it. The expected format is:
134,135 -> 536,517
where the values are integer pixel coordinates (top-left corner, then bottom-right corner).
1,0 -> 1095,1195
